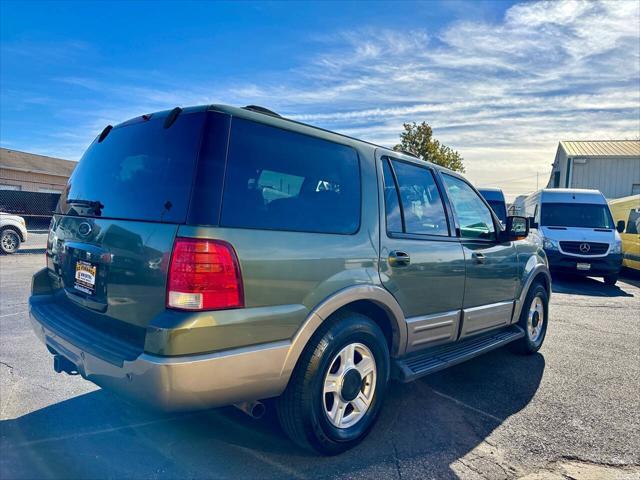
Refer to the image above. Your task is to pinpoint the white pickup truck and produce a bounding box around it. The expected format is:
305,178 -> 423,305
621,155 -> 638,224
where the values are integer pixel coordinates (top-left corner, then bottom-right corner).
0,212 -> 28,254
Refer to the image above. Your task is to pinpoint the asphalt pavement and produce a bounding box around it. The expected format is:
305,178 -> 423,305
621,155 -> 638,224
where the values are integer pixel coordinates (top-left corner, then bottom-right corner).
1,249 -> 639,479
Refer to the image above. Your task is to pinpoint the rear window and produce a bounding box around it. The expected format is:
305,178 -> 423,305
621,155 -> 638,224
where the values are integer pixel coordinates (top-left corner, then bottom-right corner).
220,118 -> 360,234
57,112 -> 206,223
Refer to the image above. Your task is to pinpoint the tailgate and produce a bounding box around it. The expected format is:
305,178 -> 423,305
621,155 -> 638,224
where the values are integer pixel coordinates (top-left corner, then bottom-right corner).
47,215 -> 177,329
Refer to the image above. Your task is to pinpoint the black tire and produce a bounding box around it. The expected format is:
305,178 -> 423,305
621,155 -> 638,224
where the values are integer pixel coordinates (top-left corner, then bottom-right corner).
603,275 -> 618,286
276,311 -> 390,455
0,228 -> 21,255
511,283 -> 549,355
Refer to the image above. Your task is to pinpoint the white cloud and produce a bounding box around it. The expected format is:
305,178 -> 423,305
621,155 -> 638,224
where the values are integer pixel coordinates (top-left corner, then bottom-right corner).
12,0 -> 639,200
237,0 -> 639,199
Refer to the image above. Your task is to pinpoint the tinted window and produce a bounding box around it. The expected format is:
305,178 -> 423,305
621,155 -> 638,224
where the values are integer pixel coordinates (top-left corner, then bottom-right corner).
487,200 -> 507,224
382,159 -> 403,234
626,208 -> 640,234
442,174 -> 496,240
390,159 -> 449,236
58,112 -> 206,223
540,203 -> 615,229
221,119 -> 360,234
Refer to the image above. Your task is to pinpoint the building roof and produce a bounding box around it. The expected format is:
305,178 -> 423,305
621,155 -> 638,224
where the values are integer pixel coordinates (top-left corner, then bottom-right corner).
0,148 -> 76,177
560,140 -> 640,157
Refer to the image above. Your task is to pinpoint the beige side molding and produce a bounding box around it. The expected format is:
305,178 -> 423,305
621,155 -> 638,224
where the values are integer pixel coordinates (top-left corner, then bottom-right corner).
280,285 -> 407,379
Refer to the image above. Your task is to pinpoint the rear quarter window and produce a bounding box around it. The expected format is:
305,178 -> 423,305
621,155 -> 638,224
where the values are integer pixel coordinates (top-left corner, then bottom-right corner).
220,119 -> 361,234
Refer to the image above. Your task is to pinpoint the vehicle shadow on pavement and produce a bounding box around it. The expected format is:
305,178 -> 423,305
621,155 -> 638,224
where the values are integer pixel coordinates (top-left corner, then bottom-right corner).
0,348 -> 545,480
551,274 -> 634,297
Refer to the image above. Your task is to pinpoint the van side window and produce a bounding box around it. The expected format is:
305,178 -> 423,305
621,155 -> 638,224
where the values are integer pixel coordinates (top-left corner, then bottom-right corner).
442,174 -> 496,240
221,118 -> 360,234
386,158 -> 449,237
627,208 -> 640,234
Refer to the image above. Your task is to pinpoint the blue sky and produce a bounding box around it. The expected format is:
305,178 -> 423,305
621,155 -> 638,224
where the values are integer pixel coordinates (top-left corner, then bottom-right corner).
1,0 -> 639,199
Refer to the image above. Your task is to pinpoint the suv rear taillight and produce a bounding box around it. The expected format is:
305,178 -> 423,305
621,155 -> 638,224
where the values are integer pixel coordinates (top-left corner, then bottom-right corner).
167,238 -> 244,311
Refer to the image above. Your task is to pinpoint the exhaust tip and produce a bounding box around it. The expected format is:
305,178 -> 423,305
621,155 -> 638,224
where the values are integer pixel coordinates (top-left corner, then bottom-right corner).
251,402 -> 266,419
234,401 -> 266,419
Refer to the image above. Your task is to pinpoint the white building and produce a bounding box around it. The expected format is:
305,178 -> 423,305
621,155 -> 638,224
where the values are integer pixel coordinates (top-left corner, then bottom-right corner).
546,140 -> 640,199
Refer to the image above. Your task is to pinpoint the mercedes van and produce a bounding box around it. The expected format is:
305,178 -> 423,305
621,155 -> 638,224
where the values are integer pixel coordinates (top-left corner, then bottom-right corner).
29,104 -> 551,455
524,189 -> 624,285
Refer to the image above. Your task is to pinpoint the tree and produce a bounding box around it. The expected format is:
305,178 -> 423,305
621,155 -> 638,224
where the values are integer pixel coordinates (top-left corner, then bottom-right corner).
393,122 -> 465,172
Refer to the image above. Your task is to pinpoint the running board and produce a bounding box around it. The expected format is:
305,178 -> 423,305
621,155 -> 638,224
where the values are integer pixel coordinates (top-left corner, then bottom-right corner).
393,325 -> 525,382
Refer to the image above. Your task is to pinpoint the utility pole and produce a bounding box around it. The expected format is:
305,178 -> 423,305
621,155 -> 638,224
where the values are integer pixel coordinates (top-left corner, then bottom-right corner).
536,171 -> 539,190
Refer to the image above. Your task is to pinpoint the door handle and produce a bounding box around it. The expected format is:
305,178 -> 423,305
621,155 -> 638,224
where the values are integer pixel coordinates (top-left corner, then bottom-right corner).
472,252 -> 486,264
389,250 -> 411,267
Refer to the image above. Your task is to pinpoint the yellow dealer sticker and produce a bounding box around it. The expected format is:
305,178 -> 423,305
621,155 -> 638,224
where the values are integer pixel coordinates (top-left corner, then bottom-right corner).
74,260 -> 97,295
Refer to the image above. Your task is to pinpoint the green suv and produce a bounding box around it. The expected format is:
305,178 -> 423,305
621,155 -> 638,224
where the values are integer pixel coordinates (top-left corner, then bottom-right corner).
30,105 -> 551,454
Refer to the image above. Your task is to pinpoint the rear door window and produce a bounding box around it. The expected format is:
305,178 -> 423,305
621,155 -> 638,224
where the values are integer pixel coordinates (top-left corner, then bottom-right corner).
381,159 -> 403,234
386,159 -> 449,236
220,119 -> 360,234
58,112 -> 206,223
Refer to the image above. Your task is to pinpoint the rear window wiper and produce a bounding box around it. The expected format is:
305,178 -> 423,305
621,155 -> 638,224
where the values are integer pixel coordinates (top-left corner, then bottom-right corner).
66,198 -> 104,216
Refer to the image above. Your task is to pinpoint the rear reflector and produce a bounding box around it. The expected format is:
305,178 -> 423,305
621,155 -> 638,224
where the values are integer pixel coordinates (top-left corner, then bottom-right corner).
167,238 -> 244,311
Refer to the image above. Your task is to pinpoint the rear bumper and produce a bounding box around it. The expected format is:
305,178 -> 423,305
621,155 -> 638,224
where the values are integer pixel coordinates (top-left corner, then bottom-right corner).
29,295 -> 291,412
545,250 -> 623,276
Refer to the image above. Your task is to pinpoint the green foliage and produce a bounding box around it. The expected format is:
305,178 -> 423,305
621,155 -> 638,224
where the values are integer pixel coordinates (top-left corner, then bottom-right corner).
393,122 -> 465,172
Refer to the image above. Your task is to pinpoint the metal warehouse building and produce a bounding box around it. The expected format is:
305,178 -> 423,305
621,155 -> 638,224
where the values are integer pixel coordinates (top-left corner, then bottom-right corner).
546,140 -> 640,199
0,147 -> 75,193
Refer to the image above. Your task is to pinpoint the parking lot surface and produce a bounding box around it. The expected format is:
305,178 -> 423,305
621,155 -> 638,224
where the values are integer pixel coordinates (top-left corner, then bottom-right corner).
1,249 -> 639,479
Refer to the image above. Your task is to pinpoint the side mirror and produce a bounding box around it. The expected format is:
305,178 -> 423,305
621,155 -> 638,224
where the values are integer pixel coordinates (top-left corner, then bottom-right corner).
502,216 -> 529,241
528,216 -> 538,229
617,220 -> 626,233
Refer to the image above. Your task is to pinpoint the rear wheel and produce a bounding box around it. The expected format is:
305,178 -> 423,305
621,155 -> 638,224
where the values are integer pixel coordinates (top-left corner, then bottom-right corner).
603,275 -> 618,286
277,312 -> 389,455
511,283 -> 548,355
0,228 -> 21,254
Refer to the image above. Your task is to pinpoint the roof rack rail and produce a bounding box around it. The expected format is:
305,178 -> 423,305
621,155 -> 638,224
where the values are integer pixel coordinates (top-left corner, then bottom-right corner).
398,149 -> 420,159
242,105 -> 282,118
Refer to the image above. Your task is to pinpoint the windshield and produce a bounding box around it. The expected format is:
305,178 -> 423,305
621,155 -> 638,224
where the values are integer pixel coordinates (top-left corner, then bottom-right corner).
57,112 -> 206,223
487,200 -> 507,224
540,202 -> 615,229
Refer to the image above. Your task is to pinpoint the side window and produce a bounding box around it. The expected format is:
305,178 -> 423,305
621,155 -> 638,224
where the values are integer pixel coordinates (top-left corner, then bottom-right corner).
381,159 -> 403,234
442,174 -> 496,240
627,208 -> 640,234
221,118 -> 360,234
387,159 -> 449,236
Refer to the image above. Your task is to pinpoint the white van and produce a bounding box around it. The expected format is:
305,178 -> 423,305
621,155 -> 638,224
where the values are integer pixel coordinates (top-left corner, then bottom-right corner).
524,189 -> 624,285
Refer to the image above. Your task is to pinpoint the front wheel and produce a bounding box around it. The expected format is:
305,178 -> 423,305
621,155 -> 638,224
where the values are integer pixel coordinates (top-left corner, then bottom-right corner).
603,275 -> 618,286
0,228 -> 21,254
277,312 -> 390,455
511,283 -> 549,355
